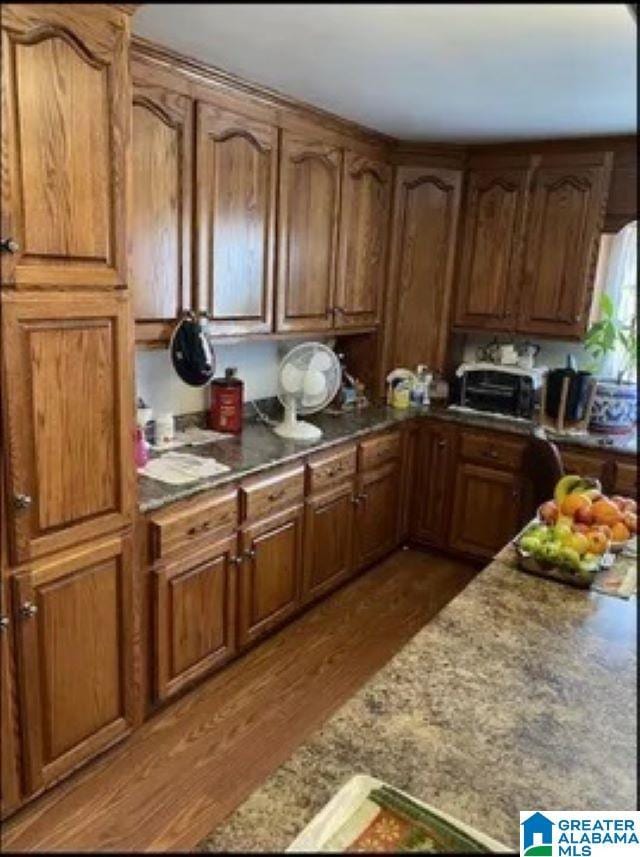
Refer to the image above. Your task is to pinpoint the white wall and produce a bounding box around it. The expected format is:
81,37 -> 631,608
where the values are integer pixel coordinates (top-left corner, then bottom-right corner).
461,334 -> 591,371
135,340 -> 282,415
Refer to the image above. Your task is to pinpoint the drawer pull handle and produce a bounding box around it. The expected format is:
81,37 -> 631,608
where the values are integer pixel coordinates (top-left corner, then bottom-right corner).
437,439 -> 446,449
326,466 -> 342,477
0,616 -> 9,631
1,238 -> 19,254
229,555 -> 241,566
267,489 -> 286,502
20,601 -> 38,619
483,449 -> 498,459
187,520 -> 212,537
13,493 -> 32,510
244,548 -> 256,559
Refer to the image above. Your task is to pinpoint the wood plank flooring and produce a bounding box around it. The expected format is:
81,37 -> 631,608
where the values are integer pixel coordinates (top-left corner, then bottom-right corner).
1,548 -> 477,853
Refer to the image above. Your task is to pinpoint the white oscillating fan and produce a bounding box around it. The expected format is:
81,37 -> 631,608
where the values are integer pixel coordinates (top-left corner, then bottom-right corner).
274,343 -> 341,440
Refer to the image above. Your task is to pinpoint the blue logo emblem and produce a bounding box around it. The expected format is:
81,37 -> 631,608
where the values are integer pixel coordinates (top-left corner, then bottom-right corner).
522,812 -> 555,856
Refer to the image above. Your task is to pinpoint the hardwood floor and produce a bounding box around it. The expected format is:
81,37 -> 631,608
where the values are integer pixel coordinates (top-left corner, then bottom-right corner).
1,548 -> 477,853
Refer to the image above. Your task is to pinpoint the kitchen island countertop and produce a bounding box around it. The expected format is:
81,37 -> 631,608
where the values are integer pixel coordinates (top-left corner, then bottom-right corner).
139,404 -> 636,513
200,545 -> 637,852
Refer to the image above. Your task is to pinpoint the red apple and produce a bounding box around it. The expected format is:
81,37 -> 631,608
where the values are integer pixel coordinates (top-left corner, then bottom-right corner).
572,522 -> 589,534
574,505 -> 595,526
611,495 -> 627,511
622,498 -> 637,514
539,500 -> 559,524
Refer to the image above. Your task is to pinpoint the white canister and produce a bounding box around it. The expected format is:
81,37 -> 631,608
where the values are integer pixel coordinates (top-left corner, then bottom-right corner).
499,344 -> 519,365
154,413 -> 175,447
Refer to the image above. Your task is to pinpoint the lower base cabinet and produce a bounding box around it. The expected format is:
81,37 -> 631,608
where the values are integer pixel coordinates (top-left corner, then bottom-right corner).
238,505 -> 304,647
153,534 -> 238,702
12,533 -> 136,795
353,461 -> 401,569
411,422 -> 456,548
303,481 -> 355,602
449,461 -> 522,560
1,580 -> 21,817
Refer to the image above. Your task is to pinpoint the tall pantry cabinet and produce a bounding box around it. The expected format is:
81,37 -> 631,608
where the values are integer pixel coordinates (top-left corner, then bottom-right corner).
1,3 -> 137,811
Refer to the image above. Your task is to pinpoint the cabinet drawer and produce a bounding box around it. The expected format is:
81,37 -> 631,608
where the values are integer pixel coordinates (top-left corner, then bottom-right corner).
240,464 -> 305,523
358,430 -> 401,471
149,487 -> 238,561
459,431 -> 524,470
560,450 -> 605,481
307,444 -> 357,494
614,461 -> 638,498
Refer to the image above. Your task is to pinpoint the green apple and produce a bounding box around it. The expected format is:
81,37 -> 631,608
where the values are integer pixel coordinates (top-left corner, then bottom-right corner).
559,546 -> 581,570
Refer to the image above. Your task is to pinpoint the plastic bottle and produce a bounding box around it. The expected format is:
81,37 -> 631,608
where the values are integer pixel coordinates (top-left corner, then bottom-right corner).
411,364 -> 432,407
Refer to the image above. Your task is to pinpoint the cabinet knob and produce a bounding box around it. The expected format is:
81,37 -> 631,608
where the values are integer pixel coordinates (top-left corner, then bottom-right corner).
1,238 -> 19,254
0,616 -> 9,631
437,439 -> 446,449
244,548 -> 256,560
484,449 -> 498,459
351,495 -> 360,505
13,493 -> 32,510
19,601 -> 38,619
574,313 -> 582,323
229,555 -> 241,566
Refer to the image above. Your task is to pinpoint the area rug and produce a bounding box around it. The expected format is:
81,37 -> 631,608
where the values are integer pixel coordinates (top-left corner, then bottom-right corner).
287,774 -> 508,853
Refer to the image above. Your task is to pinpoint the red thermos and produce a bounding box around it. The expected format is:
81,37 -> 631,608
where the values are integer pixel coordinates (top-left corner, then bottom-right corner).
210,367 -> 243,434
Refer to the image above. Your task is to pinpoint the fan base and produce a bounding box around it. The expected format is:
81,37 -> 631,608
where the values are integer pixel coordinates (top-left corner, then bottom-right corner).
273,419 -> 322,441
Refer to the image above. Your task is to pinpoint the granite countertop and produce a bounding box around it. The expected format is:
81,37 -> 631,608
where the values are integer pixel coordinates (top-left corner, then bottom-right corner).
200,548 -> 637,852
138,404 -> 636,513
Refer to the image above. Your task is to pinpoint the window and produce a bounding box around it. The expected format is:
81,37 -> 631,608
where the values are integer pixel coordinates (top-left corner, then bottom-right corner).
591,220 -> 637,383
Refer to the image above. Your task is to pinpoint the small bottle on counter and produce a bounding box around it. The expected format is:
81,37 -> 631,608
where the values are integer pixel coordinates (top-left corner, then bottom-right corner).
210,367 -> 244,434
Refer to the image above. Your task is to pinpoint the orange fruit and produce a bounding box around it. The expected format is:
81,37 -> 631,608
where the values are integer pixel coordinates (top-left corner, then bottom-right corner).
592,499 -> 623,526
593,524 -> 613,539
611,521 -> 631,542
586,530 -> 609,555
560,493 -> 591,517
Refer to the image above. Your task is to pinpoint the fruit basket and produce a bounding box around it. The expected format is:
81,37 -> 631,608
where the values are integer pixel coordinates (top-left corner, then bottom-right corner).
513,474 -> 637,589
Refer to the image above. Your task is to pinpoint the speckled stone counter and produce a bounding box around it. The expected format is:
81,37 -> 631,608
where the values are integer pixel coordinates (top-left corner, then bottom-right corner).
139,404 -> 636,513
199,549 -> 637,852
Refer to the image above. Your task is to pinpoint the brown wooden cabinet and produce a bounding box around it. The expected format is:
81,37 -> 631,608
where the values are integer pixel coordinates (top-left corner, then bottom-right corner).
335,153 -> 391,330
238,504 -> 304,647
386,166 -> 463,372
12,533 -> 136,795
613,460 -> 637,499
130,79 -> 193,342
517,155 -> 613,338
153,534 -> 238,701
412,421 -> 457,548
0,4 -> 130,289
449,461 -> 522,560
1,579 -> 21,817
276,130 -> 342,332
1,291 -> 135,565
453,166 -> 530,330
197,103 -> 278,335
353,461 -> 401,569
303,481 -> 355,603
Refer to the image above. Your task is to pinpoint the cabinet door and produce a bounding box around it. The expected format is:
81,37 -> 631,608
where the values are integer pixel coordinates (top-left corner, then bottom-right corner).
453,168 -> 530,330
130,82 -> 192,342
12,533 -> 135,795
154,535 -> 238,701
560,449 -> 606,482
0,4 -> 130,288
517,158 -> 612,338
449,462 -> 521,560
1,291 -> 134,564
197,103 -> 277,335
303,481 -> 355,603
353,462 -> 401,570
411,421 -> 456,548
276,131 -> 342,332
388,167 -> 462,371
1,579 -> 21,817
335,154 -> 391,330
613,460 -> 637,499
238,505 -> 303,647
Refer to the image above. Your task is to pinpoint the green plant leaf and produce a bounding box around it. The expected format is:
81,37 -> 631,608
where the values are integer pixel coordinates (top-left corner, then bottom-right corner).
599,293 -> 614,318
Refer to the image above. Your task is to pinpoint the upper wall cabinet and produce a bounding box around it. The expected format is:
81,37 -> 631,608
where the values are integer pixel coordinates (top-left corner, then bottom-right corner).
335,153 -> 391,330
387,166 -> 463,372
516,155 -> 613,338
453,166 -> 531,331
196,103 -> 278,335
0,4 -> 130,289
276,131 -> 342,333
130,80 -> 193,342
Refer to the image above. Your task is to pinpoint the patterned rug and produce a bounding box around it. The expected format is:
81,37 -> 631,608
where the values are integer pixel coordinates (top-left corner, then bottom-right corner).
287,775 -> 507,853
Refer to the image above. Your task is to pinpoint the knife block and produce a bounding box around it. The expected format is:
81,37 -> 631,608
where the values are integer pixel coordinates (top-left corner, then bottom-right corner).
539,375 -> 597,433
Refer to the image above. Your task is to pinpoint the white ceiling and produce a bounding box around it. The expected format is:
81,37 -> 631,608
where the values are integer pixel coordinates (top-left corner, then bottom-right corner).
133,3 -> 637,142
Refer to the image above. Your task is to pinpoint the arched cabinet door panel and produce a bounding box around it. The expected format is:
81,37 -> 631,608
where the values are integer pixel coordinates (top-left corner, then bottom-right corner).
130,81 -> 193,342
276,131 -> 342,333
196,103 -> 278,335
517,157 -> 612,339
1,4 -> 130,288
453,168 -> 531,331
335,154 -> 391,330
387,167 -> 463,373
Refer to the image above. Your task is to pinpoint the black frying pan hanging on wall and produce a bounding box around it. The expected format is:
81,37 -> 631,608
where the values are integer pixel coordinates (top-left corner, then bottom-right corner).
169,312 -> 216,387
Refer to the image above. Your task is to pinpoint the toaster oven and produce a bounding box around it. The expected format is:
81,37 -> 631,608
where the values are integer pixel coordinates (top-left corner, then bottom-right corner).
452,363 -> 547,419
